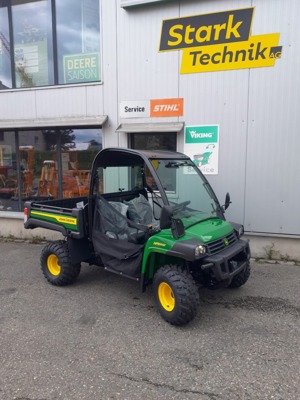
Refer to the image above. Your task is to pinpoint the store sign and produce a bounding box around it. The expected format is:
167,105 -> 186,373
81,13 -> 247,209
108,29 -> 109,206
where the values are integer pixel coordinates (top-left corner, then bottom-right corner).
159,8 -> 283,74
184,125 -> 219,175
120,98 -> 183,118
120,100 -> 150,118
150,98 -> 183,117
63,52 -> 99,84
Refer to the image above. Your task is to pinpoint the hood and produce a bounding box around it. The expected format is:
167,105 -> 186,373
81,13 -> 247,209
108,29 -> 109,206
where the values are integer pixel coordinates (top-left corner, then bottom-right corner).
183,216 -> 233,243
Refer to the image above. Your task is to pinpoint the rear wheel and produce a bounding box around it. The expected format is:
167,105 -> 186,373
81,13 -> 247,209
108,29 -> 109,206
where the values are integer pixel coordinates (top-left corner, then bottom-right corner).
153,264 -> 199,326
228,263 -> 251,288
40,240 -> 81,286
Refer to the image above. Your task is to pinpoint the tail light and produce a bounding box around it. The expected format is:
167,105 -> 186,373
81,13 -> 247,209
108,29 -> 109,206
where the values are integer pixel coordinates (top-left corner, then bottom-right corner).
24,207 -> 28,223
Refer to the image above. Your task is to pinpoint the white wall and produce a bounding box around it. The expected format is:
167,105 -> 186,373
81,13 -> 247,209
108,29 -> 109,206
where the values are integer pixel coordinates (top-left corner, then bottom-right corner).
114,0 -> 300,237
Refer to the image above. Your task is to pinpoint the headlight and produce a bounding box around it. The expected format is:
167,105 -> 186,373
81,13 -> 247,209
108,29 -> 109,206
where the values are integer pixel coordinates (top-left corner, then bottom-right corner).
230,222 -> 244,238
237,225 -> 244,238
195,245 -> 207,257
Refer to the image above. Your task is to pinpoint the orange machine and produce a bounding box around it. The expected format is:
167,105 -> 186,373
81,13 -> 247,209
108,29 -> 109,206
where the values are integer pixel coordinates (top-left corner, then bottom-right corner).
38,160 -> 58,198
19,146 -> 35,198
61,151 -> 90,198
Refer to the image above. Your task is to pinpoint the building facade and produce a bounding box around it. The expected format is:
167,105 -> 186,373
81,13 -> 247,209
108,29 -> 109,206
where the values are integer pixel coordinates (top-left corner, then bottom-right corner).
0,0 -> 299,260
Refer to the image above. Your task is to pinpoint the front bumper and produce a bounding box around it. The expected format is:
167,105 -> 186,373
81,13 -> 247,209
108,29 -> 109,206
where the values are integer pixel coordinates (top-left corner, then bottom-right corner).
200,239 -> 250,282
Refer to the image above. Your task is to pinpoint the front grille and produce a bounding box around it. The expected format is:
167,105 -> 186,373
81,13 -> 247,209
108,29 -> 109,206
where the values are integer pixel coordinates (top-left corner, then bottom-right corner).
207,231 -> 238,255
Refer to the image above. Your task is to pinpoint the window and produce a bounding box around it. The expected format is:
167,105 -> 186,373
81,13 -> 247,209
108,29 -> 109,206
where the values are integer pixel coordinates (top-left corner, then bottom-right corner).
59,128 -> 102,197
97,165 -> 143,195
0,133 -> 17,210
0,2 -> 12,88
56,0 -> 100,84
0,0 -> 101,89
130,132 -> 177,151
0,128 -> 102,212
12,0 -> 54,87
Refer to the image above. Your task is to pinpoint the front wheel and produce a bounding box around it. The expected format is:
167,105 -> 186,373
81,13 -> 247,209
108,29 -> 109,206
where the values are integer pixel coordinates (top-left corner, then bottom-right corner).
153,265 -> 199,326
228,263 -> 251,288
40,240 -> 81,286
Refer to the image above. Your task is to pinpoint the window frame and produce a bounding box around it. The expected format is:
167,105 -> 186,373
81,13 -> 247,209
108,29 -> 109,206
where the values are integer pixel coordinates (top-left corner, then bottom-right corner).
0,0 -> 102,90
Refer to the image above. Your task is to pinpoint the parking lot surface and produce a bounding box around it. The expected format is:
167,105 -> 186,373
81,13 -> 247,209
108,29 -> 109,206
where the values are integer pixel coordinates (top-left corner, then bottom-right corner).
0,240 -> 300,400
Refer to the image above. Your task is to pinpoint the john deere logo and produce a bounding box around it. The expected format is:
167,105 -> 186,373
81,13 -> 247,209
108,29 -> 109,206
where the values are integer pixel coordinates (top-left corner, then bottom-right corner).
224,238 -> 229,246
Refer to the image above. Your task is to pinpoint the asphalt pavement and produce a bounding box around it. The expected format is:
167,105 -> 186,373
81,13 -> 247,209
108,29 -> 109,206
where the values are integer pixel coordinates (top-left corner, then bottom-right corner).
0,240 -> 300,400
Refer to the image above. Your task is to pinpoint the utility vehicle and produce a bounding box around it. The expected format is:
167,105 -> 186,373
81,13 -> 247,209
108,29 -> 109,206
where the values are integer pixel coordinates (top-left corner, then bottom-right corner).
24,148 -> 250,325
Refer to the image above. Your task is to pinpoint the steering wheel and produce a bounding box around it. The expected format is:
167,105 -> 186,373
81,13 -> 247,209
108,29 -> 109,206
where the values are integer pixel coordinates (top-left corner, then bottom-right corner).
172,201 -> 191,213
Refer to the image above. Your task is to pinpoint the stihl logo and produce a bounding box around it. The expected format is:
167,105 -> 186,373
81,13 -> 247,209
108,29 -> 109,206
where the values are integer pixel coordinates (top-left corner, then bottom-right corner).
150,98 -> 184,117
153,104 -> 180,112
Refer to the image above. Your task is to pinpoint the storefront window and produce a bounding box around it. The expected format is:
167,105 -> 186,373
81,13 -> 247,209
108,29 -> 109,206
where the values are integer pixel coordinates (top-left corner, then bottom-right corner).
0,128 -> 102,212
60,128 -> 102,198
56,0 -> 100,84
131,132 -> 177,151
0,0 -> 101,88
11,0 -> 54,88
0,2 -> 12,89
0,133 -> 17,210
18,130 -> 58,200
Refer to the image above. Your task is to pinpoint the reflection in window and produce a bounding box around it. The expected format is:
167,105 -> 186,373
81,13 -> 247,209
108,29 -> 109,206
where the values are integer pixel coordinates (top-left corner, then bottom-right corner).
0,128 -> 103,211
0,133 -> 17,210
96,165 -> 143,195
12,0 -> 54,88
18,130 -> 58,199
56,0 -> 100,84
0,4 -> 12,89
56,128 -> 102,198
18,128 -> 102,200
131,133 -> 177,151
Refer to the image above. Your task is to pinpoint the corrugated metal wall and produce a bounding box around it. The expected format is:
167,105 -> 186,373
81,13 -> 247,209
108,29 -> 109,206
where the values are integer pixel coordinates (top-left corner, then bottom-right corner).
245,0 -> 300,235
0,0 -> 298,237
115,0 -> 300,236
0,85 -> 104,125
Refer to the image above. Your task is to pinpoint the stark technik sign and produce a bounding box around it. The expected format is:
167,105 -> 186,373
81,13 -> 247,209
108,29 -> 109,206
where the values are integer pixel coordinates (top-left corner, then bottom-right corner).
159,7 -> 283,74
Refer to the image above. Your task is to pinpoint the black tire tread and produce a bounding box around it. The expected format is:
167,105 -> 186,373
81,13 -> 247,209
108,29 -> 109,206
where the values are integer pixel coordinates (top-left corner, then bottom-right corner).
153,264 -> 199,326
40,240 -> 81,286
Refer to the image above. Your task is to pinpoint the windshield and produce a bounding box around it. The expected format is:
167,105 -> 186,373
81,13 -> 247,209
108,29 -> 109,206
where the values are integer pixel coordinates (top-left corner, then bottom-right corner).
151,158 -> 221,224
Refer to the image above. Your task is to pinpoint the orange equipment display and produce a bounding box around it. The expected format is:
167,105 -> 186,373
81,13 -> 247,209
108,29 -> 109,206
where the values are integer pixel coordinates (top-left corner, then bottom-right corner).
38,160 -> 58,198
19,146 -> 35,198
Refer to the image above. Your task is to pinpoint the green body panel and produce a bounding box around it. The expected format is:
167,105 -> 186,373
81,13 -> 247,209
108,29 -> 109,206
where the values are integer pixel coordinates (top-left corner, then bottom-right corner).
182,215 -> 233,243
30,210 -> 78,232
141,217 -> 233,277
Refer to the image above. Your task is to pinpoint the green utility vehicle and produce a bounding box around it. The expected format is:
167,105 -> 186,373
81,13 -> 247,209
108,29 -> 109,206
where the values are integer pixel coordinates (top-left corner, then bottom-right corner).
24,148 -> 250,325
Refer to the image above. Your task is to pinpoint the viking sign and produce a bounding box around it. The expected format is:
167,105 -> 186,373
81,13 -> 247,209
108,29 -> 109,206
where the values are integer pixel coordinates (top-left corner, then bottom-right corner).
159,8 -> 282,73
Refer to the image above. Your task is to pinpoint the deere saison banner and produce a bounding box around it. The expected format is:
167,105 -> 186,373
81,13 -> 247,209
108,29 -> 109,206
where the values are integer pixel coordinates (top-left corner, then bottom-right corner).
159,8 -> 283,74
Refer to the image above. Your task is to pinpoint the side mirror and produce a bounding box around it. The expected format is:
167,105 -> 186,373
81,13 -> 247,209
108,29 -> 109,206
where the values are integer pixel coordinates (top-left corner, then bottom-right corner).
160,205 -> 173,229
160,205 -> 185,239
171,218 -> 185,239
223,192 -> 231,211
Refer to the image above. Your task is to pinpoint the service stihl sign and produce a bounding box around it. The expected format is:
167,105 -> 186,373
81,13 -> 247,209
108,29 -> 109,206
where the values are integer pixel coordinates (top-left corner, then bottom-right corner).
120,98 -> 183,118
159,7 -> 283,74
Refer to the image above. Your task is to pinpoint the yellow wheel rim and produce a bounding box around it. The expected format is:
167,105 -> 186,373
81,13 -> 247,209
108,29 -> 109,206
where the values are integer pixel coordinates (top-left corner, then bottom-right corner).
158,282 -> 175,312
47,254 -> 61,276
